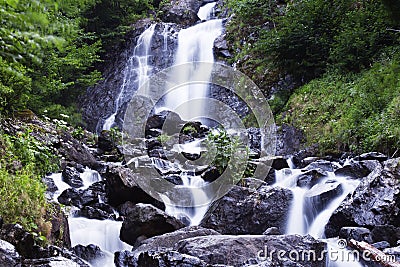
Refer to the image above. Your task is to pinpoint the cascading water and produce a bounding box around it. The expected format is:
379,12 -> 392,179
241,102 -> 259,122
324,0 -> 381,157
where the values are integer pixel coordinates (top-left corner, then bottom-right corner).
163,4 -> 223,121
157,2 -> 222,225
49,169 -> 131,266
275,160 -> 364,267
103,24 -> 156,130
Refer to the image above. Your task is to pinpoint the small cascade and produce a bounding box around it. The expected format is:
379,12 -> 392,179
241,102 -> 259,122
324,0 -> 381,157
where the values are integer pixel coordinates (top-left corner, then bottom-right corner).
103,24 -> 156,130
197,2 -> 217,20
275,159 -> 364,266
48,169 -> 131,266
163,172 -> 209,226
163,4 -> 223,121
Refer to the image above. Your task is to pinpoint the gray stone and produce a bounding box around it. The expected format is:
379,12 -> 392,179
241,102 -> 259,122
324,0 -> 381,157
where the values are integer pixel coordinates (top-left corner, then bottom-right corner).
200,185 -> 292,234
120,204 -> 185,246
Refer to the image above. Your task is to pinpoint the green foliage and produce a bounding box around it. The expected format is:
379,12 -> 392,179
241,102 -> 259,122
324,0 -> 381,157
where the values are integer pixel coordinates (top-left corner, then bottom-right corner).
182,125 -> 197,135
0,128 -> 58,232
227,0 -> 400,92
0,0 -> 101,123
283,55 -> 400,154
83,0 -> 155,57
109,126 -> 122,146
157,133 -> 171,143
205,129 -> 251,183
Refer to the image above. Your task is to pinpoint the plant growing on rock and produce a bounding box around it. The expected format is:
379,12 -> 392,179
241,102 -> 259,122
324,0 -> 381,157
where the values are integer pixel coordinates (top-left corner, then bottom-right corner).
205,129 -> 251,184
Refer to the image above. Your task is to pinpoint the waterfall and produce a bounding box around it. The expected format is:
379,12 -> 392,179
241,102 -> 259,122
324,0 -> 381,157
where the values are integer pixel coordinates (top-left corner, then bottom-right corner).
163,5 -> 223,121
48,170 -> 131,266
275,159 -> 364,266
103,24 -> 156,130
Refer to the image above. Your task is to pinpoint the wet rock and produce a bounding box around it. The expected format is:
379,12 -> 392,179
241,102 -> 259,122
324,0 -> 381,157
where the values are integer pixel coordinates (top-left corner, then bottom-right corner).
384,157 -> 400,178
72,244 -> 106,264
98,130 -> 114,152
164,174 -> 183,185
104,165 -> 164,209
145,111 -> 183,136
325,162 -> 400,237
354,152 -> 387,162
120,204 -> 185,246
42,176 -> 58,195
214,33 -> 231,58
176,234 -> 326,266
371,225 -> 400,246
200,185 -> 292,234
271,156 -> 289,170
305,181 -> 343,215
383,246 -> 400,262
47,204 -> 71,248
200,166 -> 220,182
23,256 -> 89,267
0,239 -> 21,266
339,227 -> 372,242
62,167 -> 83,188
59,132 -> 99,169
134,226 -> 220,254
122,250 -> 208,267
372,241 -> 391,250
57,182 -> 105,209
78,203 -> 115,220
359,160 -> 381,173
296,169 -> 327,188
275,124 -> 305,156
0,224 -> 36,258
305,160 -> 337,172
334,161 -> 371,178
291,145 -> 320,168
263,227 -> 281,235
160,0 -> 201,26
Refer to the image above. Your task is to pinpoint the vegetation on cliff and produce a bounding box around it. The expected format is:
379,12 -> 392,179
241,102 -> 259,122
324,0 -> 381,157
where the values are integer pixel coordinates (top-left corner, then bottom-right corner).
227,0 -> 400,154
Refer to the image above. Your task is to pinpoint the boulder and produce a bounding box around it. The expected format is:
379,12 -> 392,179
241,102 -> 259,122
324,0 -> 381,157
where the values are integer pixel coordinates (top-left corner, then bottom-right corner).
98,130 -> 114,152
371,225 -> 400,246
118,250 -> 208,267
104,165 -> 164,209
263,227 -> 282,235
23,256 -> 89,267
200,166 -> 219,183
275,124 -> 305,156
57,182 -> 105,209
0,224 -> 36,258
334,161 -> 371,178
296,169 -> 327,188
271,156 -> 289,170
325,163 -> 400,237
372,241 -> 391,250
383,246 -> 400,262
160,0 -> 201,26
176,234 -> 326,266
62,166 -> 83,188
78,203 -> 116,220
120,204 -> 185,246
200,185 -> 292,234
72,244 -> 106,264
0,239 -> 21,266
354,152 -> 387,162
214,34 -> 231,58
134,226 -> 220,254
59,132 -> 99,169
305,160 -> 336,172
145,111 -> 183,136
164,174 -> 183,185
339,227 -> 372,243
304,181 -> 343,217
